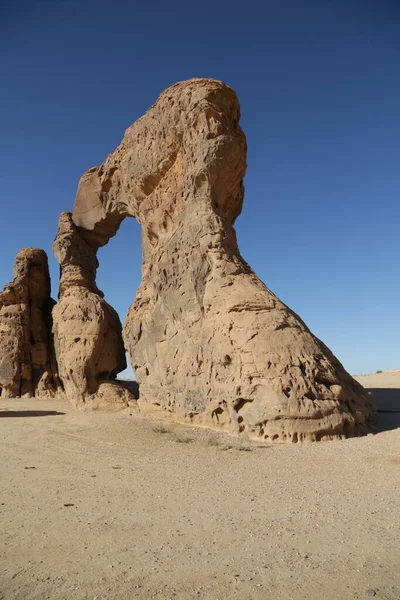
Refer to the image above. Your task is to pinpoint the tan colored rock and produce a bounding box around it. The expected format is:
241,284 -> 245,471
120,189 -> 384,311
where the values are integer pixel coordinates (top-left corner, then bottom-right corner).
0,248 -> 59,398
52,213 -> 134,410
55,77 -> 375,440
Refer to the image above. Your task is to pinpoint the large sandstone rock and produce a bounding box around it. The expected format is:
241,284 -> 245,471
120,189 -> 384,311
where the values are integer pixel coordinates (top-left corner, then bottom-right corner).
56,77 -> 375,440
0,248 -> 59,398
52,213 -> 134,410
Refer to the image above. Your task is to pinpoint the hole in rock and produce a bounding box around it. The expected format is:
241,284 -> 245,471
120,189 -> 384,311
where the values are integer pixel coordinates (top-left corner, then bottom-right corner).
223,354 -> 232,365
96,217 -> 142,384
235,397 -> 253,412
212,406 -> 224,422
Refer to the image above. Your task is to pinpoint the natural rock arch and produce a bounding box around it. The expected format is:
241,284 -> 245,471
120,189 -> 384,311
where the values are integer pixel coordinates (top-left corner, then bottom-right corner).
52,78 -> 376,441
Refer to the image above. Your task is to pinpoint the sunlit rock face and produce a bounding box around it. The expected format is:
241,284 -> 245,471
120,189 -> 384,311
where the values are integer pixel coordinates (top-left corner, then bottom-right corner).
52,212 -> 134,410
53,78 -> 376,439
0,248 -> 59,398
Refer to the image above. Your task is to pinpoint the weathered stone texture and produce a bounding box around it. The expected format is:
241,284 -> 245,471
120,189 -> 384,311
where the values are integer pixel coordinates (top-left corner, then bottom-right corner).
52,213 -> 134,410
53,77 -> 375,439
0,248 -> 58,398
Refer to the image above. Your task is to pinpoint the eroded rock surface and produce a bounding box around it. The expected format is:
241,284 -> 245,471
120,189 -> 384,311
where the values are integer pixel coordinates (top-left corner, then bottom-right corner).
52,213 -> 134,410
55,77 -> 375,439
0,248 -> 59,398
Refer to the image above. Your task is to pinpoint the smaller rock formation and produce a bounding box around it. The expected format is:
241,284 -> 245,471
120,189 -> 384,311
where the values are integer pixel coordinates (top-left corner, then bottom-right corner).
52,212 -> 134,410
0,248 -> 59,398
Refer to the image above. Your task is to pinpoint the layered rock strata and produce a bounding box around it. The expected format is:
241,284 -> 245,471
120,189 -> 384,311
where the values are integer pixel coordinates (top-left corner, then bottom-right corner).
0,248 -> 59,398
54,77 -> 375,439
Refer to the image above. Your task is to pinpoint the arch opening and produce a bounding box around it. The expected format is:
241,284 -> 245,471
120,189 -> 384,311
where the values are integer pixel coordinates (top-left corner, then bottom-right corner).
96,216 -> 142,384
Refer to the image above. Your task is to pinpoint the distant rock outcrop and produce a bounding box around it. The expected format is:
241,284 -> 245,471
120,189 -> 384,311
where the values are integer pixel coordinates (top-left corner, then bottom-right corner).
50,77 -> 376,440
0,248 -> 59,398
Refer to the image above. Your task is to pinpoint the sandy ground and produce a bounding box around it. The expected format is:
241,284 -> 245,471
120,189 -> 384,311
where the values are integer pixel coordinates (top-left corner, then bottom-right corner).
0,372 -> 399,600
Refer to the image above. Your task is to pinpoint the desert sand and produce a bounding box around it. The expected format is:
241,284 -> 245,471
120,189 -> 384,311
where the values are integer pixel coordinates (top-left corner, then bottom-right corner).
0,371 -> 399,600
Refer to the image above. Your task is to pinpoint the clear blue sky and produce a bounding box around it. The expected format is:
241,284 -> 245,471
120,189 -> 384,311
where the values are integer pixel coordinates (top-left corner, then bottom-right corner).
1,0 -> 399,377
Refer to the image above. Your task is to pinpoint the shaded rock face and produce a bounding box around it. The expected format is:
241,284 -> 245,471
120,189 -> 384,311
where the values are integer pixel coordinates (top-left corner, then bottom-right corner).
52,213 -> 134,410
0,248 -> 59,398
55,77 -> 375,440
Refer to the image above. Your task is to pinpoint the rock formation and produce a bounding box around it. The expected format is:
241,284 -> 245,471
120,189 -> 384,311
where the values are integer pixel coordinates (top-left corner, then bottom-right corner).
0,248 -> 59,398
51,77 -> 376,440
52,212 -> 134,410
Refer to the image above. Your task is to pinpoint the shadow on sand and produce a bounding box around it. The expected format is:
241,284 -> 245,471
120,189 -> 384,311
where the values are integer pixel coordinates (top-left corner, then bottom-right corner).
0,410 -> 66,418
367,388 -> 400,433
